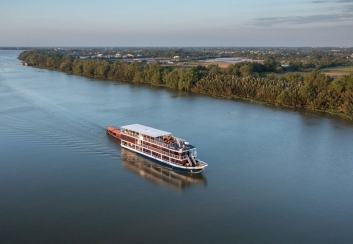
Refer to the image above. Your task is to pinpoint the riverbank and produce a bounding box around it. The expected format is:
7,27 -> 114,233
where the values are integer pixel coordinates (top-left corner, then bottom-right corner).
18,51 -> 353,120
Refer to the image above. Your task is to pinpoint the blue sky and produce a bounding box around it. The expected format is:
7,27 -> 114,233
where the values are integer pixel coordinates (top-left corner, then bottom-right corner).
1,0 -> 352,46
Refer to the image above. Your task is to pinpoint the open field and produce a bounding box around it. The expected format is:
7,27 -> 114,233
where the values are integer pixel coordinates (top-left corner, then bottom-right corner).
198,59 -> 264,68
199,61 -> 232,68
174,61 -> 232,68
320,66 -> 353,77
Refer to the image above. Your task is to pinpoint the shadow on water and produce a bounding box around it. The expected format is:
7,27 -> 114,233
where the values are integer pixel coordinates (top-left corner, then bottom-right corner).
121,148 -> 207,191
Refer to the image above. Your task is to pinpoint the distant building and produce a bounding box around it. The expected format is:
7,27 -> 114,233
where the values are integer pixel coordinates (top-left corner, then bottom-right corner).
24,62 -> 33,66
123,54 -> 134,58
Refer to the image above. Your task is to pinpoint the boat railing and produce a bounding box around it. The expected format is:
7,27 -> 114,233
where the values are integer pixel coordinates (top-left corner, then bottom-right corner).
123,144 -> 206,168
123,130 -> 185,150
195,160 -> 208,167
127,145 -> 189,164
141,144 -> 189,160
144,137 -> 178,149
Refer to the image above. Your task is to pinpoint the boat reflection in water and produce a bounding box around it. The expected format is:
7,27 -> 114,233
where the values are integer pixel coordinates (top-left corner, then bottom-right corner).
121,148 -> 207,190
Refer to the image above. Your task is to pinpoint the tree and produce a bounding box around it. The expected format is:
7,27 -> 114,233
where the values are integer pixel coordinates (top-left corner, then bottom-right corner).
283,72 -> 303,83
59,56 -> 73,72
263,58 -> 280,72
303,71 -> 330,90
239,65 -> 252,77
178,69 -> 197,91
165,69 -> 180,89
330,73 -> 353,93
72,59 -> 84,75
225,65 -> 239,76
207,64 -> 222,74
145,62 -> 162,85
82,59 -> 95,77
94,60 -> 110,78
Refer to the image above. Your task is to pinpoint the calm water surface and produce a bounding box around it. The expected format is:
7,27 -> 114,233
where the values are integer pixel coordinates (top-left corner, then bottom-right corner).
1,50 -> 353,244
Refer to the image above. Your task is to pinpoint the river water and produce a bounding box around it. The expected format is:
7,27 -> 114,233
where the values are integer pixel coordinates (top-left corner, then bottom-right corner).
1,50 -> 353,244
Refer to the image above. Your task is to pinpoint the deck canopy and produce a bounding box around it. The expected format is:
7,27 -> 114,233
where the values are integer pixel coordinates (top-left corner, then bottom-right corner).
121,124 -> 172,138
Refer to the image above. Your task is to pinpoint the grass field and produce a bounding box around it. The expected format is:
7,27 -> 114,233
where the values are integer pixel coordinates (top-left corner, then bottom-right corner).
320,66 -> 353,77
183,61 -> 231,68
200,61 -> 232,68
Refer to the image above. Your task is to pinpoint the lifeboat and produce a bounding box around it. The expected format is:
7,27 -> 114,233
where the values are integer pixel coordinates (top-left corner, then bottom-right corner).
106,126 -> 121,139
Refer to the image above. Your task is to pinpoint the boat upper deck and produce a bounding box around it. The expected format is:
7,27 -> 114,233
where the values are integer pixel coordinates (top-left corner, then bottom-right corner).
121,124 -> 172,138
121,124 -> 195,152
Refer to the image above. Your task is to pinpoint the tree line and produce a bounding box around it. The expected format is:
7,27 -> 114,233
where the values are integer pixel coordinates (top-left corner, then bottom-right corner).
19,51 -> 353,118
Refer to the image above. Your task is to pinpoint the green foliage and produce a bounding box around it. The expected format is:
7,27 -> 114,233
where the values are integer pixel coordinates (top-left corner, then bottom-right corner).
283,72 -> 303,83
303,71 -> 331,88
82,59 -> 96,77
178,69 -> 197,91
239,65 -> 252,77
72,59 -> 83,75
225,65 -> 239,76
94,60 -> 110,78
330,73 -> 353,93
165,68 -> 180,89
17,51 -> 353,118
207,64 -> 222,75
59,56 -> 73,72
300,85 -> 315,99
144,62 -> 162,85
263,58 -> 281,72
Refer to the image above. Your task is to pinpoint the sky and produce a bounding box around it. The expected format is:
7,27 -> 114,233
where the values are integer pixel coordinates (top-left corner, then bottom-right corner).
1,0 -> 352,47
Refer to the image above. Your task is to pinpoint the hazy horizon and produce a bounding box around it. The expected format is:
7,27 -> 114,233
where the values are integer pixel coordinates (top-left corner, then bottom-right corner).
1,45 -> 352,48
2,0 -> 353,47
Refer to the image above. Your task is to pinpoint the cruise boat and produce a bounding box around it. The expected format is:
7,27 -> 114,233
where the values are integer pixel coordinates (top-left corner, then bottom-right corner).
107,124 -> 208,173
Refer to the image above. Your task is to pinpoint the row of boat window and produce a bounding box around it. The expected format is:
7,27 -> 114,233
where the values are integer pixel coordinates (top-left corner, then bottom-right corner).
122,141 -> 188,160
122,142 -> 187,166
144,142 -> 181,154
123,131 -> 174,146
122,130 -> 147,138
108,130 -> 117,136
124,135 -> 187,153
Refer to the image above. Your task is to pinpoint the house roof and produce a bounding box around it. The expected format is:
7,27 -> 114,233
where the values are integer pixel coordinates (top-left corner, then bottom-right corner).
121,124 -> 172,138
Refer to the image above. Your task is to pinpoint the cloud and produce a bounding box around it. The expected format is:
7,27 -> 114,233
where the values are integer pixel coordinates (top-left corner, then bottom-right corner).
312,0 -> 353,3
251,0 -> 353,27
315,0 -> 353,2
252,13 -> 353,26
343,4 -> 353,11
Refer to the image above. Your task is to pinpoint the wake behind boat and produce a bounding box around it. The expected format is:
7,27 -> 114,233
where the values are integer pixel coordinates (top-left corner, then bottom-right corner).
107,124 -> 208,173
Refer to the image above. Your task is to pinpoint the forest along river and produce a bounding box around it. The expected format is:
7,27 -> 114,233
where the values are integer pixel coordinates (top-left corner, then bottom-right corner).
1,50 -> 353,244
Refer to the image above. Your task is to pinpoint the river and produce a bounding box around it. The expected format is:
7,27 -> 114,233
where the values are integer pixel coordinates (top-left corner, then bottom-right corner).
1,50 -> 353,244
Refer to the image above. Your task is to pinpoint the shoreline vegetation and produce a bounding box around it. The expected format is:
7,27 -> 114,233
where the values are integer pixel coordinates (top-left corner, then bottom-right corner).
18,51 -> 353,119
